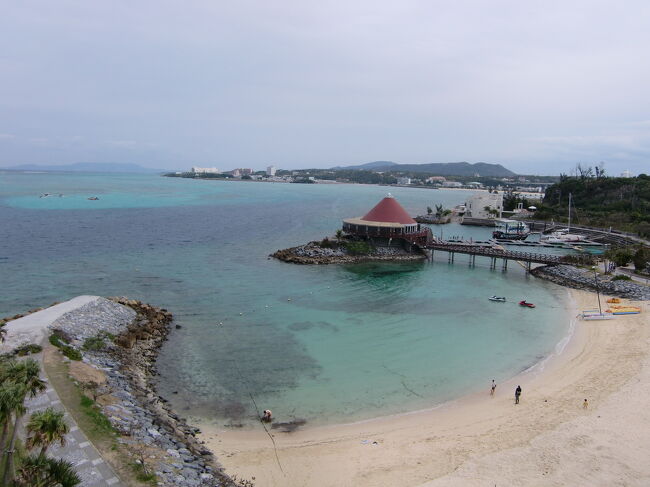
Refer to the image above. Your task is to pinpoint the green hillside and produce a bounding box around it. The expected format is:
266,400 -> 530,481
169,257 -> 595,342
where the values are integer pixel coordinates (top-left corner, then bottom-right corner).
535,174 -> 650,237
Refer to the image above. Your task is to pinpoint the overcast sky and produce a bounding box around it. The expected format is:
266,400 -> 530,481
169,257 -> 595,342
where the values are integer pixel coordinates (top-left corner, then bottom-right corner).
1,1 -> 649,175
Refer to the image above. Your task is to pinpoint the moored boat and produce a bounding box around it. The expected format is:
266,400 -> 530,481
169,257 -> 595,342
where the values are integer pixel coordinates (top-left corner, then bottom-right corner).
519,300 -> 535,308
489,296 -> 506,302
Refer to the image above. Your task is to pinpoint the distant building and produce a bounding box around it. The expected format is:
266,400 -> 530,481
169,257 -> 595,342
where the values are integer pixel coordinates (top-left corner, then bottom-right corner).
464,192 -> 503,219
621,170 -> 632,178
266,165 -> 277,176
191,167 -> 220,174
426,176 -> 446,183
442,181 -> 463,188
397,177 -> 411,185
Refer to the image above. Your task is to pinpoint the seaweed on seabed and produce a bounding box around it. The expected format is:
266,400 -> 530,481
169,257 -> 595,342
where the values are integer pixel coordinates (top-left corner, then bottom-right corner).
270,419 -> 307,433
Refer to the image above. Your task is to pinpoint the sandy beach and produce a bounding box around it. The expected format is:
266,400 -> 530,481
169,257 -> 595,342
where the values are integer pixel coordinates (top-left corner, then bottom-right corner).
197,289 -> 650,486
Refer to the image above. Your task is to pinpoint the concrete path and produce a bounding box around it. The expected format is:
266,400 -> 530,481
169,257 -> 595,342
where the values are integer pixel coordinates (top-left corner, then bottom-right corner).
1,295 -> 100,353
4,296 -> 125,486
25,359 -> 125,487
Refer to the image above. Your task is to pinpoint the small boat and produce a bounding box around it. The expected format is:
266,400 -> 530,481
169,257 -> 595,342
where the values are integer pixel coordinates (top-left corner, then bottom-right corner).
580,310 -> 615,321
606,298 -> 621,304
87,196 -> 99,201
519,300 -> 535,308
489,296 -> 506,302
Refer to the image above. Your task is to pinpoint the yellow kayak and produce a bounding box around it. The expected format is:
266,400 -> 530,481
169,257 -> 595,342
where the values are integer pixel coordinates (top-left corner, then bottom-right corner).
606,306 -> 641,315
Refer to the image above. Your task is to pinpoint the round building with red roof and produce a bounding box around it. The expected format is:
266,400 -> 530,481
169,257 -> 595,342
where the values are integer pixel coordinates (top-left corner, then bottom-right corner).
342,194 -> 432,247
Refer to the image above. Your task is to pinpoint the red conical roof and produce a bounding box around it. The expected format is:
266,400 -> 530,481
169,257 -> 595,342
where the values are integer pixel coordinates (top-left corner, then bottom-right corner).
362,194 -> 416,224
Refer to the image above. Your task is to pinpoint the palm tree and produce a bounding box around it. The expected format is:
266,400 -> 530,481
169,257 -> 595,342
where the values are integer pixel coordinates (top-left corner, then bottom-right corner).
26,407 -> 69,457
15,454 -> 81,487
335,229 -> 344,243
2,359 -> 46,486
0,383 -> 25,458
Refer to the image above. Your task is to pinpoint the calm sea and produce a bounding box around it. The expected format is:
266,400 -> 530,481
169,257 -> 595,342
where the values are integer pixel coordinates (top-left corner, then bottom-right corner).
0,171 -> 570,426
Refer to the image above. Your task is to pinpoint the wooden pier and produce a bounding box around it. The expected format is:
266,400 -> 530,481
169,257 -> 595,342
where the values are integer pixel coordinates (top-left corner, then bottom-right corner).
423,241 -> 573,271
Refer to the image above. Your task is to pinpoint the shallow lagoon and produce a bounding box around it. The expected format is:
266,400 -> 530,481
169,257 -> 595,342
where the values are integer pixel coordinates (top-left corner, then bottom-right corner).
0,172 -> 569,425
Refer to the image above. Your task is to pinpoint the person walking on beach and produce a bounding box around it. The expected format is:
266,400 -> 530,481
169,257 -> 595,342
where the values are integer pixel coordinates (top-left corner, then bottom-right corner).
490,380 -> 496,396
515,385 -> 522,404
583,398 -> 589,409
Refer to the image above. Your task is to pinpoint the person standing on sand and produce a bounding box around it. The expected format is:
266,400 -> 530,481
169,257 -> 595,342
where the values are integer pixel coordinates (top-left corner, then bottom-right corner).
490,380 -> 496,396
583,398 -> 589,409
515,385 -> 522,404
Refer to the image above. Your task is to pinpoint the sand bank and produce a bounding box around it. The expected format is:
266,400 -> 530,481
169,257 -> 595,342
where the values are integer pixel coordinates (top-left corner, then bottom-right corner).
198,289 -> 649,486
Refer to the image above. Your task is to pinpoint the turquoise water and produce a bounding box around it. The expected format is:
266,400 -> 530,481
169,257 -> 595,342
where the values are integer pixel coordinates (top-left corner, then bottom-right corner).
0,171 -> 569,426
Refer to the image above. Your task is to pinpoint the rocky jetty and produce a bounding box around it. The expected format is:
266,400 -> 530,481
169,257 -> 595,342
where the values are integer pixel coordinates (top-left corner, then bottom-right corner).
272,241 -> 426,264
532,265 -> 650,300
49,297 -> 238,487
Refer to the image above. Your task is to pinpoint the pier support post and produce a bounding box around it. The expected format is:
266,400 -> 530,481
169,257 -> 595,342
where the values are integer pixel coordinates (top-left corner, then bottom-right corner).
502,259 -> 508,271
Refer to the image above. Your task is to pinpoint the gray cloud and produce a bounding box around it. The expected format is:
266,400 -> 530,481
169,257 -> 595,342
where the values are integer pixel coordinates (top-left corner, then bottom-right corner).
1,0 -> 649,174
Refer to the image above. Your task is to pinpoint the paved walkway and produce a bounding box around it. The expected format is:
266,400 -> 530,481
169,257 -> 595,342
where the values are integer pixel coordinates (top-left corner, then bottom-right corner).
5,297 -> 125,487
1,296 -> 100,353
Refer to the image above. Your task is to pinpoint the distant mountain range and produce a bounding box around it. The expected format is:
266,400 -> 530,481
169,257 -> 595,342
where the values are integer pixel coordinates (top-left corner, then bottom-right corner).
331,161 -> 516,177
2,162 -> 169,173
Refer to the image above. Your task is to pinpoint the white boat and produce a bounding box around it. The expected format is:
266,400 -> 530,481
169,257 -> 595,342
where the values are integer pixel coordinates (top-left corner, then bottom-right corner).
542,230 -> 588,244
580,309 -> 615,321
489,296 -> 506,302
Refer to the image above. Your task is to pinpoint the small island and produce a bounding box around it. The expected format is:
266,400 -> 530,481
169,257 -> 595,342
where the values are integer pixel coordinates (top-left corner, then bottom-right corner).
272,194 -> 432,264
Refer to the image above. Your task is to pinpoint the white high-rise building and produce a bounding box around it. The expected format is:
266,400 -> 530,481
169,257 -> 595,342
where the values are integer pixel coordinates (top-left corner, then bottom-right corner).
266,165 -> 277,176
191,167 -> 220,174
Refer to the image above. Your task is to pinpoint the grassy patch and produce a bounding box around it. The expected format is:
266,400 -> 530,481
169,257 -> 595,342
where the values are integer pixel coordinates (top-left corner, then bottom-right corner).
80,396 -> 115,436
131,462 -> 157,484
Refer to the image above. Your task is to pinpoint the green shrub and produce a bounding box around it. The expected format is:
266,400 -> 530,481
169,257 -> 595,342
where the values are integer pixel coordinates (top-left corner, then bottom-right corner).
49,334 -> 63,347
83,336 -> 106,351
344,241 -> 374,255
319,237 -> 334,248
13,343 -> 43,356
612,274 -> 632,281
61,345 -> 82,361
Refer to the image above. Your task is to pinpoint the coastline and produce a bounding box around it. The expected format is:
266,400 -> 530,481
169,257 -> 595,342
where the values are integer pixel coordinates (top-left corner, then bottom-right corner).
197,289 -> 649,486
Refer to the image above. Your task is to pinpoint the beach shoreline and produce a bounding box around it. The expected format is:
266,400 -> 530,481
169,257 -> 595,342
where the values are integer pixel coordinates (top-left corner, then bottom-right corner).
196,289 -> 649,486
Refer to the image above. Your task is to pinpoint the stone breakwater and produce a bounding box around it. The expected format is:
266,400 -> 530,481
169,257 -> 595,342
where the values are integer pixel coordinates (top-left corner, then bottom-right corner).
272,241 -> 426,264
532,265 -> 650,301
50,297 -> 238,487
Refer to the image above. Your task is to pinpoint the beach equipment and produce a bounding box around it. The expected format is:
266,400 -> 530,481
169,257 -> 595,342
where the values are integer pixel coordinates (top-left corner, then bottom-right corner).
580,310 -> 615,320
606,298 -> 621,304
606,306 -> 641,315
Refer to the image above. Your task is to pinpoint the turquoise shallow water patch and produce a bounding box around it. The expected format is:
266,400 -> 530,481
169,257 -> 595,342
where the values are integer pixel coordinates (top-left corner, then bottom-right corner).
0,172 -> 569,426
